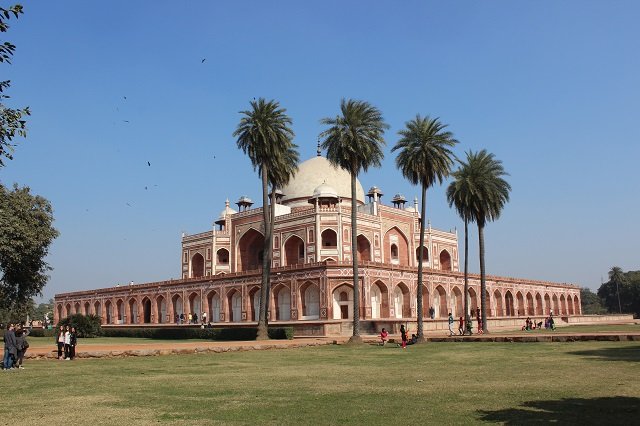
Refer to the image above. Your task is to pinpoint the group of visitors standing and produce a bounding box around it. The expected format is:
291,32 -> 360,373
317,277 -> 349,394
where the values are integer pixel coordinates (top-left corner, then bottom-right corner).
175,312 -> 208,325
56,325 -> 77,360
2,323 -> 29,370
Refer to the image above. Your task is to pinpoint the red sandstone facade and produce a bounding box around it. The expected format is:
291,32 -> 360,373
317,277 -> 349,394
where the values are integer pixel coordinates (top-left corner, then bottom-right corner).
54,156 -> 581,334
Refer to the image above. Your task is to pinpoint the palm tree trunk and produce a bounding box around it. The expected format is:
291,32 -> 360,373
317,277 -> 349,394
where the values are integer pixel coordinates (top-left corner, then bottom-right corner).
348,171 -> 362,343
479,223 -> 488,333
463,218 -> 469,334
257,166 -> 271,340
416,183 -> 427,342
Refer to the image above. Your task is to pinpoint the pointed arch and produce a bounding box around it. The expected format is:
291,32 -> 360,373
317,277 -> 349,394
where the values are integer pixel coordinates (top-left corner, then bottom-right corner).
171,294 -> 184,320
156,295 -> 167,324
206,290 -> 220,323
226,289 -> 242,322
537,293 -> 545,316
467,287 -> 478,314
248,286 -> 260,321
552,294 -> 559,315
191,253 -> 205,278
272,284 -> 291,321
516,291 -> 524,316
356,234 -> 371,262
440,250 -> 452,271
284,234 -> 305,266
574,295 -> 581,315
416,246 -> 429,265
93,301 -> 101,319
493,290 -> 503,316
188,292 -> 201,319
104,300 -> 112,324
567,294 -> 574,315
332,284 -> 353,320
127,298 -> 138,324
141,297 -> 152,323
299,281 -> 320,319
216,248 -> 229,265
560,294 -> 567,315
321,228 -> 338,248
451,286 -> 463,318
370,280 -> 389,319
526,292 -> 535,316
237,228 -> 265,271
116,299 -> 124,324
383,227 -> 410,266
434,285 -> 447,318
505,290 -> 515,316
83,302 -> 90,315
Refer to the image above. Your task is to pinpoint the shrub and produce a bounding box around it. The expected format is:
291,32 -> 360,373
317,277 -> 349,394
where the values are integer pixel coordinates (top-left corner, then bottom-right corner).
26,328 -> 56,338
99,326 -> 294,340
57,314 -> 103,337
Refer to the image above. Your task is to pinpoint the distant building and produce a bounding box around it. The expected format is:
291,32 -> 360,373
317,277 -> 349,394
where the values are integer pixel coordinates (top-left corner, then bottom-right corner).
54,154 -> 581,335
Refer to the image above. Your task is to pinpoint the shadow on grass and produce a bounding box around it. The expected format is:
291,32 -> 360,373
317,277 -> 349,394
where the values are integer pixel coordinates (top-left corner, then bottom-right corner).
568,345 -> 640,362
478,397 -> 640,424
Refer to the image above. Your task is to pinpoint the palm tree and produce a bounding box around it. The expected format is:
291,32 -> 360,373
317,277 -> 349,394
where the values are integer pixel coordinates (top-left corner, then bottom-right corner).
392,115 -> 458,341
447,159 -> 477,334
265,145 -> 300,321
454,150 -> 511,333
608,266 -> 625,313
319,99 -> 388,343
233,98 -> 295,340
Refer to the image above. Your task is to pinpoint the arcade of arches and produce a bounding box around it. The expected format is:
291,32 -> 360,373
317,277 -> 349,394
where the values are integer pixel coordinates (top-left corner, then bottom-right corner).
55,274 -> 581,326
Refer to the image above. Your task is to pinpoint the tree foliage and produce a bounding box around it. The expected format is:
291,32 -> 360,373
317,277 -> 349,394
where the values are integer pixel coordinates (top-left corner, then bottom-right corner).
57,314 -> 103,338
320,99 -> 388,342
233,98 -> 297,340
597,267 -> 640,317
0,4 -> 29,167
0,184 -> 59,310
580,287 -> 606,315
393,115 -> 458,339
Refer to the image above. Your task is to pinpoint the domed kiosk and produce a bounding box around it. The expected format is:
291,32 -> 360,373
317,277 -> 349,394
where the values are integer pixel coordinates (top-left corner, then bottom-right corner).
280,156 -> 365,208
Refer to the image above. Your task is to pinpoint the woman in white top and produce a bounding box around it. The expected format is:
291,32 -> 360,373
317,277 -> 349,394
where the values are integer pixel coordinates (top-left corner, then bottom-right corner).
56,326 -> 65,360
63,326 -> 71,360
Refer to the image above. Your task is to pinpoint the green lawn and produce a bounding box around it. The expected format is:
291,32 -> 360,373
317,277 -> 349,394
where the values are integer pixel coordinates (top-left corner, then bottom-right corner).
1,341 -> 638,425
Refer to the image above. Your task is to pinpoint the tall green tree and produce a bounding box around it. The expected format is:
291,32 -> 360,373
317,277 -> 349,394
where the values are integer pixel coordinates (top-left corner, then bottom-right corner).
447,156 -> 478,334
0,4 -> 29,167
580,287 -> 606,315
265,144 -> 299,316
234,98 -> 296,340
320,99 -> 388,343
454,150 -> 511,333
393,115 -> 458,341
0,184 -> 59,311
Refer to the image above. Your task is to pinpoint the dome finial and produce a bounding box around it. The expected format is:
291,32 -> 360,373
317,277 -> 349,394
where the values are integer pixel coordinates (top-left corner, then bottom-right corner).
317,138 -> 321,156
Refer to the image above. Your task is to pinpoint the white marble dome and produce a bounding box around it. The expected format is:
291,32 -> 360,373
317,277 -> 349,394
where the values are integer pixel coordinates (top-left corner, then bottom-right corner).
281,156 -> 365,207
312,182 -> 338,199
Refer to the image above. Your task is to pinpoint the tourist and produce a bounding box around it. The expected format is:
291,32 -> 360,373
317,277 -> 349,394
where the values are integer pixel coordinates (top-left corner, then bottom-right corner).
179,313 -> 185,324
175,314 -> 179,324
549,315 -> 555,330
3,324 -> 17,370
63,326 -> 71,360
458,316 -> 465,335
188,312 -> 193,324
15,326 -> 29,369
193,313 -> 198,324
56,326 -> 65,360
69,327 -> 77,360
400,325 -> 407,349
410,333 -> 418,344
429,306 -> 435,320
202,312 -> 207,324
380,328 -> 389,346
448,313 -> 454,337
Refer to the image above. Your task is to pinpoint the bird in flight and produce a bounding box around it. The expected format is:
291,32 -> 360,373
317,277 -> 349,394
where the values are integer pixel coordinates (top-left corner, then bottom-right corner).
126,202 -> 132,207
123,120 -> 130,123
147,161 -> 151,166
201,58 -> 206,63
123,96 -> 127,100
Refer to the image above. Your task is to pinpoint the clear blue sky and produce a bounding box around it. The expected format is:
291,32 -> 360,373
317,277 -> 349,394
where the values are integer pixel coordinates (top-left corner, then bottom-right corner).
2,1 -> 639,301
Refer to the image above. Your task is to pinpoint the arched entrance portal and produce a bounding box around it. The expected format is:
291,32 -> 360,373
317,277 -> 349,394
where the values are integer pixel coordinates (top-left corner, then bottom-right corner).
434,285 -> 447,318
284,235 -> 305,266
300,282 -> 320,320
332,285 -> 353,320
238,229 -> 265,271
357,235 -> 371,262
440,250 -> 452,271
142,298 -> 152,323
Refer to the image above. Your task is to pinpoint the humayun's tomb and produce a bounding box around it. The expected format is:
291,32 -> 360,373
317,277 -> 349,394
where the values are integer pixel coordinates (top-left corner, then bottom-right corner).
54,152 -> 581,335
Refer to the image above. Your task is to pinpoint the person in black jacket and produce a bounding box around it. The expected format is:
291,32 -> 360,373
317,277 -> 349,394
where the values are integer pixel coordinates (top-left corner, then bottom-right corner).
69,327 -> 78,360
3,324 -> 17,370
15,327 -> 29,369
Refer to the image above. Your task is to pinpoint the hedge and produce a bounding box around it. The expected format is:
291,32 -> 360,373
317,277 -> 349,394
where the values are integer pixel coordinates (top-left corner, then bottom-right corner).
26,328 -> 56,338
101,327 -> 294,341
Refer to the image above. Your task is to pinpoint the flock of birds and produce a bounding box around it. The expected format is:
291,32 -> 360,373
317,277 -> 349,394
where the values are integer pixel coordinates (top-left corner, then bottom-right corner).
111,58 -> 219,211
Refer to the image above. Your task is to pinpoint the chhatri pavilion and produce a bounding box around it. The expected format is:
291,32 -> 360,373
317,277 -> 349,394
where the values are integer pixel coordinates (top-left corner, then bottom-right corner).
54,151 -> 581,335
